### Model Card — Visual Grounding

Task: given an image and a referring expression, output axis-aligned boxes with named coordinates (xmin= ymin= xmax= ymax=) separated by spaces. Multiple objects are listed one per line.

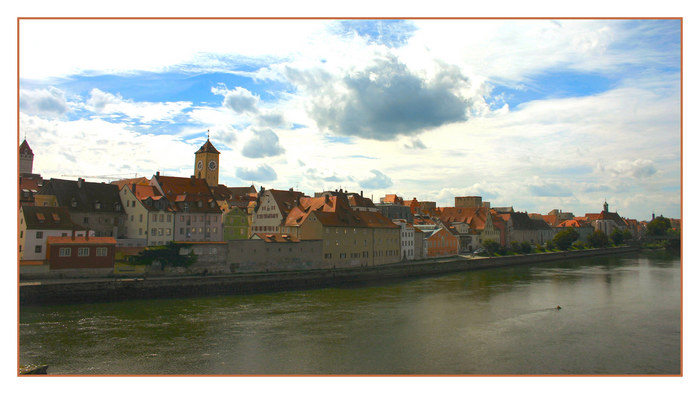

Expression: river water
xmin=19 ymin=251 xmax=681 ymax=375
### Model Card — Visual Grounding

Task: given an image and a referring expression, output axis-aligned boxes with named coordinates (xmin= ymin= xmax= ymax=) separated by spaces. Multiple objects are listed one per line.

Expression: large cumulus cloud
xmin=287 ymin=56 xmax=471 ymax=141
xmin=241 ymin=128 xmax=285 ymax=158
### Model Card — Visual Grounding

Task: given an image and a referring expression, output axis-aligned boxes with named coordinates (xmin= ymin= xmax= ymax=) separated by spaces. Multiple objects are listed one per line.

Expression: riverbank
xmin=19 ymin=246 xmax=639 ymax=305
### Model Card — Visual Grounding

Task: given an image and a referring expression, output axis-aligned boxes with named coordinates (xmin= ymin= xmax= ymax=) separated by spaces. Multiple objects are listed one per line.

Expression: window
xmin=95 ymin=247 xmax=108 ymax=257
xmin=36 ymin=231 xmax=43 ymax=239
xmin=158 ymin=228 xmax=163 ymax=236
xmin=20 ymin=231 xmax=23 ymax=239
xmin=83 ymin=217 xmax=89 ymax=224
xmin=166 ymin=228 xmax=171 ymax=236
xmin=78 ymin=247 xmax=89 ymax=256
xmin=167 ymin=215 xmax=172 ymax=222
xmin=151 ymin=228 xmax=156 ymax=236
xmin=35 ymin=245 xmax=42 ymax=253
xmin=59 ymin=247 xmax=71 ymax=257
xmin=139 ymin=228 xmax=143 ymax=235
xmin=139 ymin=214 xmax=143 ymax=223
xmin=160 ymin=214 xmax=164 ymax=222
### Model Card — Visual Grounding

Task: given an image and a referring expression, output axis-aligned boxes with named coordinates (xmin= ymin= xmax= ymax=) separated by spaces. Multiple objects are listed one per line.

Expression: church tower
xmin=194 ymin=131 xmax=220 ymax=187
xmin=19 ymin=139 xmax=34 ymax=175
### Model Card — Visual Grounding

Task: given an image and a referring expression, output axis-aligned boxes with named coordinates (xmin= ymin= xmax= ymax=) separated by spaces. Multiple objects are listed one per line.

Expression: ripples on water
xmin=19 ymin=251 xmax=681 ymax=375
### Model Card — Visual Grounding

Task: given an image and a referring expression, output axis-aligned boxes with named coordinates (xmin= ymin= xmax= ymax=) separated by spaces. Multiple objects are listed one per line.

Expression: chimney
xmin=289 ymin=187 xmax=293 ymax=192
xmin=360 ymin=190 xmax=363 ymax=198
xmin=86 ymin=229 xmax=90 ymax=241
xmin=78 ymin=178 xmax=84 ymax=189
xmin=71 ymin=229 xmax=75 ymax=240
xmin=156 ymin=171 xmax=160 ymax=179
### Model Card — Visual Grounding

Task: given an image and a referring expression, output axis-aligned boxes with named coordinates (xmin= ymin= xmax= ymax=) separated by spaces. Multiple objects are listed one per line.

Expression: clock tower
xmin=194 ymin=131 xmax=220 ymax=187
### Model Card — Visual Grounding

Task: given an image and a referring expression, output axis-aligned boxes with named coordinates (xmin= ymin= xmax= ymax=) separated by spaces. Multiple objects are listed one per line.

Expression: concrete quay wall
xmin=19 ymin=246 xmax=638 ymax=305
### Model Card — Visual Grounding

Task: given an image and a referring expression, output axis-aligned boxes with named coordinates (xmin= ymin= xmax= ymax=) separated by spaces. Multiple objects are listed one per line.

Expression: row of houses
xmin=17 ymin=137 xmax=659 ymax=277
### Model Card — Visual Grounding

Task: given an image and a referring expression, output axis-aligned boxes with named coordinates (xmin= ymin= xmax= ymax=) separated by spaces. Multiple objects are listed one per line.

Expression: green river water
xmin=19 ymin=250 xmax=681 ymax=375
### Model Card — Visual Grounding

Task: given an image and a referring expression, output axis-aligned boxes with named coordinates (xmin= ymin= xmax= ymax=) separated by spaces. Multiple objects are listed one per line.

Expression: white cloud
xmin=241 ymin=128 xmax=285 ymax=158
xmin=19 ymin=87 xmax=69 ymax=117
xmin=86 ymin=88 xmax=192 ymax=123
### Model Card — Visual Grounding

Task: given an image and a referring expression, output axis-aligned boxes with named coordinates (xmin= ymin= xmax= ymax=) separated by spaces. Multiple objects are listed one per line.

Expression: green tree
xmin=610 ymin=228 xmax=625 ymax=245
xmin=133 ymin=242 xmax=197 ymax=270
xmin=553 ymin=228 xmax=579 ymax=250
xmin=587 ymin=230 xmax=610 ymax=248
xmin=482 ymin=239 xmax=500 ymax=256
xmin=510 ymin=241 xmax=522 ymax=254
xmin=646 ymin=216 xmax=671 ymax=236
xmin=520 ymin=242 xmax=532 ymax=254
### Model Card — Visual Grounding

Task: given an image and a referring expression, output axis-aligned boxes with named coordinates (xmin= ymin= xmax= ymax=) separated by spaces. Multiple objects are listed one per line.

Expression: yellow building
xmin=194 ymin=134 xmax=220 ymax=187
xmin=283 ymin=195 xmax=400 ymax=268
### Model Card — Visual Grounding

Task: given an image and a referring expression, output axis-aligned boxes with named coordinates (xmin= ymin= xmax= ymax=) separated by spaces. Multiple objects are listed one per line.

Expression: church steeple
xmin=19 ymin=138 xmax=34 ymax=175
xmin=194 ymin=131 xmax=220 ymax=187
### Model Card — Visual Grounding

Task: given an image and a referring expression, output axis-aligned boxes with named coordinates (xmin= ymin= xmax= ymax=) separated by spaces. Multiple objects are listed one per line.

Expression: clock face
xmin=197 ymin=160 xmax=203 ymax=170
xmin=208 ymin=160 xmax=217 ymax=170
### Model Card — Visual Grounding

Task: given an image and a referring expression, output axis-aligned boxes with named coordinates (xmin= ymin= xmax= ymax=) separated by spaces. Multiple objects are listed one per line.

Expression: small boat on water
xmin=19 ymin=364 xmax=48 ymax=375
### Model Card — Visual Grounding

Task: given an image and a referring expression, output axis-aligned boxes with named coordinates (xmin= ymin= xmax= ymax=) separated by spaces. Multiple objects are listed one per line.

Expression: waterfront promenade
xmin=19 ymin=246 xmax=639 ymax=305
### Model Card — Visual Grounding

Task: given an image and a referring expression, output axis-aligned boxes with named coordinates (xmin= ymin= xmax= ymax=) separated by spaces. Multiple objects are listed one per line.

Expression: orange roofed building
xmin=46 ymin=234 xmax=116 ymax=272
xmin=150 ymin=172 xmax=223 ymax=242
xmin=438 ymin=206 xmax=501 ymax=250
xmin=283 ymin=195 xmax=400 ymax=268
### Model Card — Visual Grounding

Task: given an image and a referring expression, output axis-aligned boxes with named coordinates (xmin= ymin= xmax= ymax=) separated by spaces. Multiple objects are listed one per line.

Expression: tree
xmin=646 ymin=216 xmax=672 ymax=236
xmin=482 ymin=239 xmax=500 ymax=256
xmin=520 ymin=242 xmax=532 ymax=254
xmin=610 ymin=228 xmax=625 ymax=245
xmin=133 ymin=242 xmax=197 ymax=270
xmin=510 ymin=241 xmax=522 ymax=253
xmin=587 ymin=230 xmax=610 ymax=248
xmin=553 ymin=228 xmax=579 ymax=250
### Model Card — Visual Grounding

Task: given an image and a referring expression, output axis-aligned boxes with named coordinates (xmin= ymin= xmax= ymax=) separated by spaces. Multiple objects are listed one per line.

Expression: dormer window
xmin=71 ymin=198 xmax=77 ymax=208
xmin=115 ymin=203 xmax=121 ymax=211
xmin=198 ymin=201 xmax=203 ymax=208
xmin=95 ymin=201 xmax=101 ymax=210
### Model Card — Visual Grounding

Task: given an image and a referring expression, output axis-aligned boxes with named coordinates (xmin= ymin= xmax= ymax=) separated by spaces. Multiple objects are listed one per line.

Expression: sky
xmin=16 ymin=18 xmax=682 ymax=221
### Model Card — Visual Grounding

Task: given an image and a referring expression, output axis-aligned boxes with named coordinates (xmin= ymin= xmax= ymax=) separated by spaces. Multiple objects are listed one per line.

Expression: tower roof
xmin=19 ymin=139 xmax=33 ymax=155
xmin=195 ymin=138 xmax=220 ymax=154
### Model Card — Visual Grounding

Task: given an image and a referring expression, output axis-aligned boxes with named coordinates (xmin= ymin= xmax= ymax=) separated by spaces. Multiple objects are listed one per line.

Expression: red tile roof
xmin=439 ymin=207 xmax=491 ymax=231
xmin=153 ymin=175 xmax=220 ymax=213
xmin=252 ymin=233 xmax=300 ymax=243
xmin=284 ymin=195 xmax=397 ymax=229
xmin=47 ymin=236 xmax=117 ymax=245
xmin=111 ymin=177 xmax=150 ymax=189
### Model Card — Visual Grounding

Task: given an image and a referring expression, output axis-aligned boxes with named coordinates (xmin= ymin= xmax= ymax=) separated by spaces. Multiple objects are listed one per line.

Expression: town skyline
xmin=17 ymin=18 xmax=681 ymax=220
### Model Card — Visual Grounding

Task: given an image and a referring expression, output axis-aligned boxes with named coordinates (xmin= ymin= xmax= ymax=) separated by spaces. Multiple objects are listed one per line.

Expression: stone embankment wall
xmin=19 ymin=246 xmax=638 ymax=305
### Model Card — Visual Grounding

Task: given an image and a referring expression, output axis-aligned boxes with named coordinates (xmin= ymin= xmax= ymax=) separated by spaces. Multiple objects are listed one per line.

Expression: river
xmin=19 ymin=250 xmax=681 ymax=375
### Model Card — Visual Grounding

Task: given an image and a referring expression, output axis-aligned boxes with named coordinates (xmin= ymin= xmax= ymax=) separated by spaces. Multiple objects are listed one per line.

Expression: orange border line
xmin=16 ymin=16 xmax=684 ymax=378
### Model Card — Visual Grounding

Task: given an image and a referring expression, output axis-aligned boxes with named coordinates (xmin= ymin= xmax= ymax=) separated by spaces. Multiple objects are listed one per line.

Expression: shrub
xmin=520 ymin=242 xmax=532 ymax=254
xmin=553 ymin=228 xmax=580 ymax=250
xmin=587 ymin=230 xmax=610 ymax=248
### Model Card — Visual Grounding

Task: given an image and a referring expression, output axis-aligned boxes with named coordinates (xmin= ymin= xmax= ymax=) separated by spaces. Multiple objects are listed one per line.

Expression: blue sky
xmin=17 ymin=18 xmax=682 ymax=220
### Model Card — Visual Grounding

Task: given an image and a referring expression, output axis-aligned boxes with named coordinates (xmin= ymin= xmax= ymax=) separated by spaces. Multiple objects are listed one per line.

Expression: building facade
xmin=150 ymin=173 xmax=223 ymax=242
xmin=36 ymin=178 xmax=126 ymax=237
xmin=19 ymin=205 xmax=89 ymax=261
xmin=46 ymin=235 xmax=116 ymax=271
